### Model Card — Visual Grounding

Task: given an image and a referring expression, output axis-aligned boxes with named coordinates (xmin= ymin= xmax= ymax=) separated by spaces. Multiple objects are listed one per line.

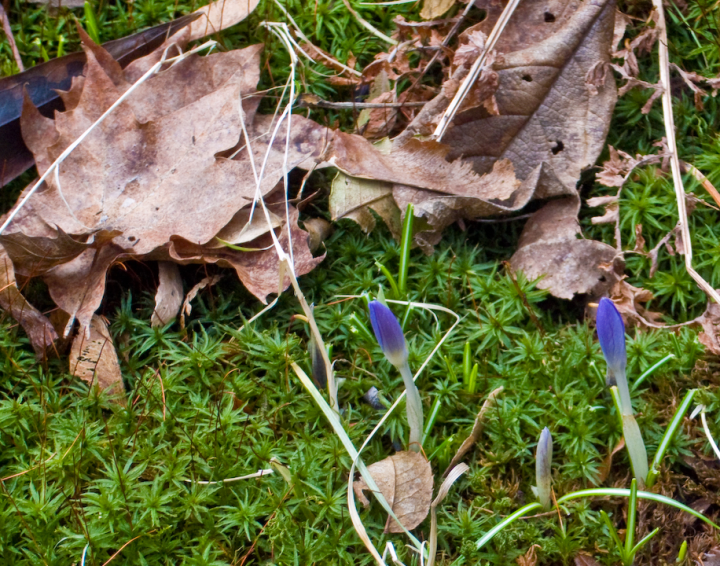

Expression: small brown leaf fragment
xmin=587 ymin=195 xmax=618 ymax=225
xmin=0 ymin=227 xmax=89 ymax=277
xmin=698 ymin=301 xmax=720 ymax=357
xmin=303 ymin=218 xmax=333 ymax=254
xmin=353 ymin=451 xmax=433 ymax=533
xmin=330 ymin=173 xmax=400 ymax=238
xmin=151 ymin=262 xmax=183 ymax=327
xmin=0 ymin=247 xmax=58 ymax=356
xmin=574 ymin=555 xmax=602 ymax=566
xmin=180 ymin=274 xmax=223 ymax=329
xmin=598 ymin=437 xmax=625 ymax=483
xmin=606 ymin=278 xmax=663 ymax=328
xmin=517 ymin=545 xmax=541 ymax=566
xmin=633 ymin=224 xmax=645 ymax=253
xmin=510 ymin=197 xmax=619 ymax=300
xmin=69 ymin=314 xmax=124 ymax=399
xmin=420 ymin=0 xmax=455 ymax=20
xmin=188 ymin=0 xmax=261 ymax=41
xmin=444 ymin=386 xmax=503 ymax=476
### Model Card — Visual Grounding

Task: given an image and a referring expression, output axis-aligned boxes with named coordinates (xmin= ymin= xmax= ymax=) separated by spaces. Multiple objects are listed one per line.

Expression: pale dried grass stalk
xmin=0 ymin=4 xmax=23 ymax=72
xmin=433 ymin=0 xmax=521 ymax=140
xmin=651 ymin=0 xmax=720 ymax=304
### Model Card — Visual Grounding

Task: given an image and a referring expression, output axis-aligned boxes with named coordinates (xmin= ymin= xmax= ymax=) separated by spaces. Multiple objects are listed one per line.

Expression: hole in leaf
xmin=551 ymin=141 xmax=564 ymax=154
xmin=522 ymin=74 xmax=533 ymax=82
xmin=128 ymin=236 xmax=136 ymax=241
xmin=544 ymin=11 xmax=555 ymax=22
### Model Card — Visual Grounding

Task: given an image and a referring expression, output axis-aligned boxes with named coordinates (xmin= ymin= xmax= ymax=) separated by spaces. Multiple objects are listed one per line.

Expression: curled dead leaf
xmin=510 ymin=197 xmax=620 ymax=300
xmin=151 ymin=262 xmax=183 ymax=327
xmin=353 ymin=451 xmax=433 ymax=533
xmin=69 ymin=314 xmax=124 ymax=401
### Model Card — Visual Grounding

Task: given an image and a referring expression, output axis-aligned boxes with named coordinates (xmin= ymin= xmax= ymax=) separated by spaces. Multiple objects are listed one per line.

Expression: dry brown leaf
xmin=517 ymin=545 xmax=541 ymax=566
xmin=587 ymin=195 xmax=619 ymax=225
xmin=698 ymin=301 xmax=720 ymax=357
xmin=303 ymin=218 xmax=333 ymax=254
xmin=353 ymin=451 xmax=433 ymax=533
xmin=0 ymin=246 xmax=58 ymax=355
xmin=598 ymin=437 xmax=625 ymax=483
xmin=188 ymin=0 xmax=261 ymax=41
xmin=439 ymin=0 xmax=616 ymax=201
xmin=3 ymin=34 xmax=329 ymax=336
xmin=330 ymin=173 xmax=401 ymax=238
xmin=151 ymin=262 xmax=183 ymax=327
xmin=574 ymin=555 xmax=602 ymax=566
xmin=180 ymin=274 xmax=223 ymax=329
xmin=69 ymin=314 xmax=124 ymax=399
xmin=510 ymin=197 xmax=619 ymax=299
xmin=444 ymin=386 xmax=503 ymax=476
xmin=28 ymin=0 xmax=84 ymax=7
xmin=420 ymin=0 xmax=456 ymax=20
xmin=606 ymin=278 xmax=663 ymax=328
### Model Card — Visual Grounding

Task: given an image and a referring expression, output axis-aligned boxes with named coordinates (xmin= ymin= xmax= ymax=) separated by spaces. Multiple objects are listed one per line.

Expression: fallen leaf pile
xmin=1 ymin=0 xmax=629 ymax=381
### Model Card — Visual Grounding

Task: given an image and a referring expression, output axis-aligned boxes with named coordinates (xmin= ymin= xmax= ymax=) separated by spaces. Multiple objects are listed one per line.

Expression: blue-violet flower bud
xmin=369 ymin=300 xmax=408 ymax=368
xmin=536 ymin=427 xmax=553 ymax=510
xmin=596 ymin=297 xmax=627 ymax=388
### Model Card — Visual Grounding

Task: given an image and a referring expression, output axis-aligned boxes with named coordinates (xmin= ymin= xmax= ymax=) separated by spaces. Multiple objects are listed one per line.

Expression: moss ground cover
xmin=2 ymin=0 xmax=720 ymax=564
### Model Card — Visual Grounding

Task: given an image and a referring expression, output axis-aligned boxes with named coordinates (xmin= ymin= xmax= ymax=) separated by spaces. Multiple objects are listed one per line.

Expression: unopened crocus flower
xmin=596 ymin=297 xmax=648 ymax=485
xmin=369 ymin=300 xmax=408 ymax=367
xmin=369 ymin=300 xmax=423 ymax=452
xmin=597 ymin=297 xmax=628 ymax=391
xmin=535 ymin=427 xmax=553 ymax=510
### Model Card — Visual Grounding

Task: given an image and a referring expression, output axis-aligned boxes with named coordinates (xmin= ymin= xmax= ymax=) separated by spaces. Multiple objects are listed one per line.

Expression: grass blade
xmin=476 ymin=503 xmax=542 ymax=550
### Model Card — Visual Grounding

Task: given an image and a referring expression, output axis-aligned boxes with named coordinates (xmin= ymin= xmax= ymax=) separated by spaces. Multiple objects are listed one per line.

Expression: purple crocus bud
xmin=536 ymin=427 xmax=553 ymax=510
xmin=596 ymin=298 xmax=627 ymax=388
xmin=369 ymin=300 xmax=408 ymax=368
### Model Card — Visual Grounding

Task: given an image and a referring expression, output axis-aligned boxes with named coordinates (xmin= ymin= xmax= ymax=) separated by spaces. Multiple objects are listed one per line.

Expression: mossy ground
xmin=2 ymin=1 xmax=720 ymax=565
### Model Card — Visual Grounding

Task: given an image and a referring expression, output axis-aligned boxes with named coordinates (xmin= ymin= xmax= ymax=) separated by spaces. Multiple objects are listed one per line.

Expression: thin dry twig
xmin=443 ymin=386 xmax=503 ymax=476
xmin=680 ymin=160 xmax=720 ymax=209
xmin=0 ymin=3 xmax=23 ymax=72
xmin=651 ymin=0 xmax=720 ymax=304
xmin=433 ymin=0 xmax=522 ymax=139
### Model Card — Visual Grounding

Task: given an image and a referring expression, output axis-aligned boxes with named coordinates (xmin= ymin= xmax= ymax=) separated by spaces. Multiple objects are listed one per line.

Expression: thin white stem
xmin=400 ymin=362 xmax=424 ymax=452
xmin=651 ymin=0 xmax=720 ymax=305
xmin=701 ymin=409 xmax=720 ymax=461
xmin=184 ymin=468 xmax=274 ymax=485
xmin=433 ymin=0 xmax=522 ymax=140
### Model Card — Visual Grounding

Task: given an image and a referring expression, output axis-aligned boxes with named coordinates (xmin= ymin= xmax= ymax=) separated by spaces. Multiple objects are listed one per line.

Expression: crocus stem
xmin=400 ymin=362 xmax=424 ymax=452
xmin=622 ymin=414 xmax=649 ymax=487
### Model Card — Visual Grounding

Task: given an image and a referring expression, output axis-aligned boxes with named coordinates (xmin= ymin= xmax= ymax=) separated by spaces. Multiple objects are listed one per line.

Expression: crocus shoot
xmin=369 ymin=300 xmax=424 ymax=452
xmin=536 ymin=427 xmax=553 ymax=510
xmin=597 ymin=298 xmax=649 ymax=485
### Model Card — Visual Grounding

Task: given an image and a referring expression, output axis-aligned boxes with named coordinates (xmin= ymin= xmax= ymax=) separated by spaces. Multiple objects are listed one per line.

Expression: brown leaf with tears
xmin=69 ymin=314 xmax=124 ymax=400
xmin=151 ymin=262 xmax=183 ymax=328
xmin=510 ymin=197 xmax=620 ymax=300
xmin=574 ymin=555 xmax=602 ymax=566
xmin=353 ymin=451 xmax=433 ymax=533
xmin=0 ymin=246 xmax=58 ymax=356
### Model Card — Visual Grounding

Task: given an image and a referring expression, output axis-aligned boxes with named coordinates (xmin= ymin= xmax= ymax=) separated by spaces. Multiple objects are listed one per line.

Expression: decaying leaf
xmin=510 ymin=197 xmax=619 ymax=300
xmin=574 ymin=555 xmax=602 ymax=566
xmin=353 ymin=451 xmax=433 ymax=533
xmin=420 ymin=0 xmax=456 ymax=20
xmin=698 ymin=301 xmax=720 ymax=357
xmin=606 ymin=278 xmax=663 ymax=328
xmin=180 ymin=274 xmax=223 ymax=329
xmin=330 ymin=173 xmax=401 ymax=238
xmin=597 ymin=437 xmax=625 ymax=483
xmin=151 ymin=262 xmax=183 ymax=327
xmin=517 ymin=545 xmax=541 ymax=566
xmin=69 ymin=314 xmax=124 ymax=398
xmin=303 ymin=218 xmax=333 ymax=254
xmin=0 ymin=246 xmax=58 ymax=355
xmin=188 ymin=0 xmax=262 ymax=41
xmin=2 ymin=31 xmax=327 ymax=337
xmin=587 ymin=195 xmax=619 ymax=225
xmin=444 ymin=386 xmax=503 ymax=476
